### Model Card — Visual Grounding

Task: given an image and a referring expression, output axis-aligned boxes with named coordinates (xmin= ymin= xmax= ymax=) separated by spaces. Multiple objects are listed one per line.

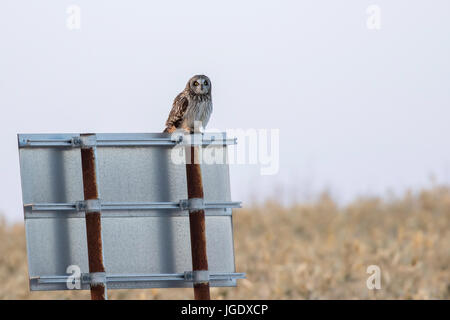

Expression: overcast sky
xmin=1 ymin=1 xmax=450 ymax=221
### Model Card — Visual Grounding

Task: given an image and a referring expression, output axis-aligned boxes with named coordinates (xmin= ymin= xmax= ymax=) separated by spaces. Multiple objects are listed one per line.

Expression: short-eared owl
xmin=163 ymin=75 xmax=212 ymax=133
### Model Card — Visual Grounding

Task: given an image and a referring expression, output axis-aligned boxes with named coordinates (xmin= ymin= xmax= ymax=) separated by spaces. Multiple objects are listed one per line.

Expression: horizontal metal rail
xmin=26 ymin=201 xmax=241 ymax=212
xmin=18 ymin=135 xmax=237 ymax=148
xmin=24 ymin=201 xmax=241 ymax=218
xmin=36 ymin=272 xmax=246 ymax=285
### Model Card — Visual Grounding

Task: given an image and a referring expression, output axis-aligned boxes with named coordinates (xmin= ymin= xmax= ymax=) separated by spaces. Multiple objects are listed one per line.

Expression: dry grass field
xmin=1 ymin=186 xmax=449 ymax=300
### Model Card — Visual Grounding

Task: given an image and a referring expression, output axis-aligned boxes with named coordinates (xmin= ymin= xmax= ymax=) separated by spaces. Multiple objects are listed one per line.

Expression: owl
xmin=163 ymin=75 xmax=213 ymax=133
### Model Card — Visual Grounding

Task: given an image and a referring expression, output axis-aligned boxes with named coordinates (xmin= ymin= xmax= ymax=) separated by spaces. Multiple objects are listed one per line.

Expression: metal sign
xmin=18 ymin=133 xmax=244 ymax=292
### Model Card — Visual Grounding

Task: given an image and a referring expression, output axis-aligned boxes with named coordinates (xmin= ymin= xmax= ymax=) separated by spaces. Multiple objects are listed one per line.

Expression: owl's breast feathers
xmin=164 ymin=90 xmax=212 ymax=133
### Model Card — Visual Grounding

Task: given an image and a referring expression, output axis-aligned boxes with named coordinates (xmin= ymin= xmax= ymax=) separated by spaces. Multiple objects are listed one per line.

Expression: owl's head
xmin=187 ymin=75 xmax=211 ymax=95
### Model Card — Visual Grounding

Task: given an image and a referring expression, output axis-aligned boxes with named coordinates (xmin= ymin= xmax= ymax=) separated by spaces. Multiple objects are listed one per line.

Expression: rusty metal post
xmin=80 ymin=134 xmax=107 ymax=300
xmin=185 ymin=141 xmax=211 ymax=300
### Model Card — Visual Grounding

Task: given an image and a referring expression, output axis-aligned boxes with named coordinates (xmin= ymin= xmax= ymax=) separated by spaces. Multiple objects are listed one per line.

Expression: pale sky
xmin=1 ymin=1 xmax=450 ymax=221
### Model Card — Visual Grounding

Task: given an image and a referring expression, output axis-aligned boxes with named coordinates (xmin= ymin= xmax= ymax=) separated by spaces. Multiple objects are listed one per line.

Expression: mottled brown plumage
xmin=164 ymin=75 xmax=213 ymax=133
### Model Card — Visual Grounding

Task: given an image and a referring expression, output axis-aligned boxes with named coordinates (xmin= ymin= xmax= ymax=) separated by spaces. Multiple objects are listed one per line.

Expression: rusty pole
xmin=185 ymin=142 xmax=211 ymax=300
xmin=80 ymin=134 xmax=107 ymax=300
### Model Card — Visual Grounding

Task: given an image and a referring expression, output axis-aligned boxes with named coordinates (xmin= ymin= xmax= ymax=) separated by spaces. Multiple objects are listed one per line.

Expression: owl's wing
xmin=165 ymin=92 xmax=189 ymax=129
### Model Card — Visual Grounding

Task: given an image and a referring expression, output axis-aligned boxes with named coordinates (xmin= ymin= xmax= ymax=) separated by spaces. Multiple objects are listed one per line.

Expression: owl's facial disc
xmin=190 ymin=76 xmax=210 ymax=95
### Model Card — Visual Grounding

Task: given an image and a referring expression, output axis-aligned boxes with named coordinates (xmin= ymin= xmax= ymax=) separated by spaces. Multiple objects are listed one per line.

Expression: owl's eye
xmin=204 ymin=81 xmax=208 ymax=86
xmin=193 ymin=81 xmax=199 ymax=86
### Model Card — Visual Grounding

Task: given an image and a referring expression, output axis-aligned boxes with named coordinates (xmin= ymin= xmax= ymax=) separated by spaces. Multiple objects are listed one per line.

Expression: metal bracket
xmin=170 ymin=133 xmax=185 ymax=144
xmin=81 ymin=272 xmax=107 ymax=285
xmin=184 ymin=270 xmax=210 ymax=283
xmin=171 ymin=133 xmax=230 ymax=146
xmin=79 ymin=134 xmax=97 ymax=149
xmin=170 ymin=133 xmax=203 ymax=145
xmin=183 ymin=134 xmax=205 ymax=146
xmin=179 ymin=198 xmax=205 ymax=211
xmin=75 ymin=199 xmax=102 ymax=213
xmin=70 ymin=137 xmax=82 ymax=147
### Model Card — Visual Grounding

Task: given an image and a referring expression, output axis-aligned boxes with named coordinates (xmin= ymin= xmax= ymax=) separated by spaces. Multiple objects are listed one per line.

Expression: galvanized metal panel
xmin=18 ymin=133 xmax=241 ymax=290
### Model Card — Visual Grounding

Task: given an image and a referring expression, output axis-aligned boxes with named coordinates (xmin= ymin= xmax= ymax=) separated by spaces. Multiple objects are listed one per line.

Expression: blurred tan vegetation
xmin=1 ymin=186 xmax=449 ymax=299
